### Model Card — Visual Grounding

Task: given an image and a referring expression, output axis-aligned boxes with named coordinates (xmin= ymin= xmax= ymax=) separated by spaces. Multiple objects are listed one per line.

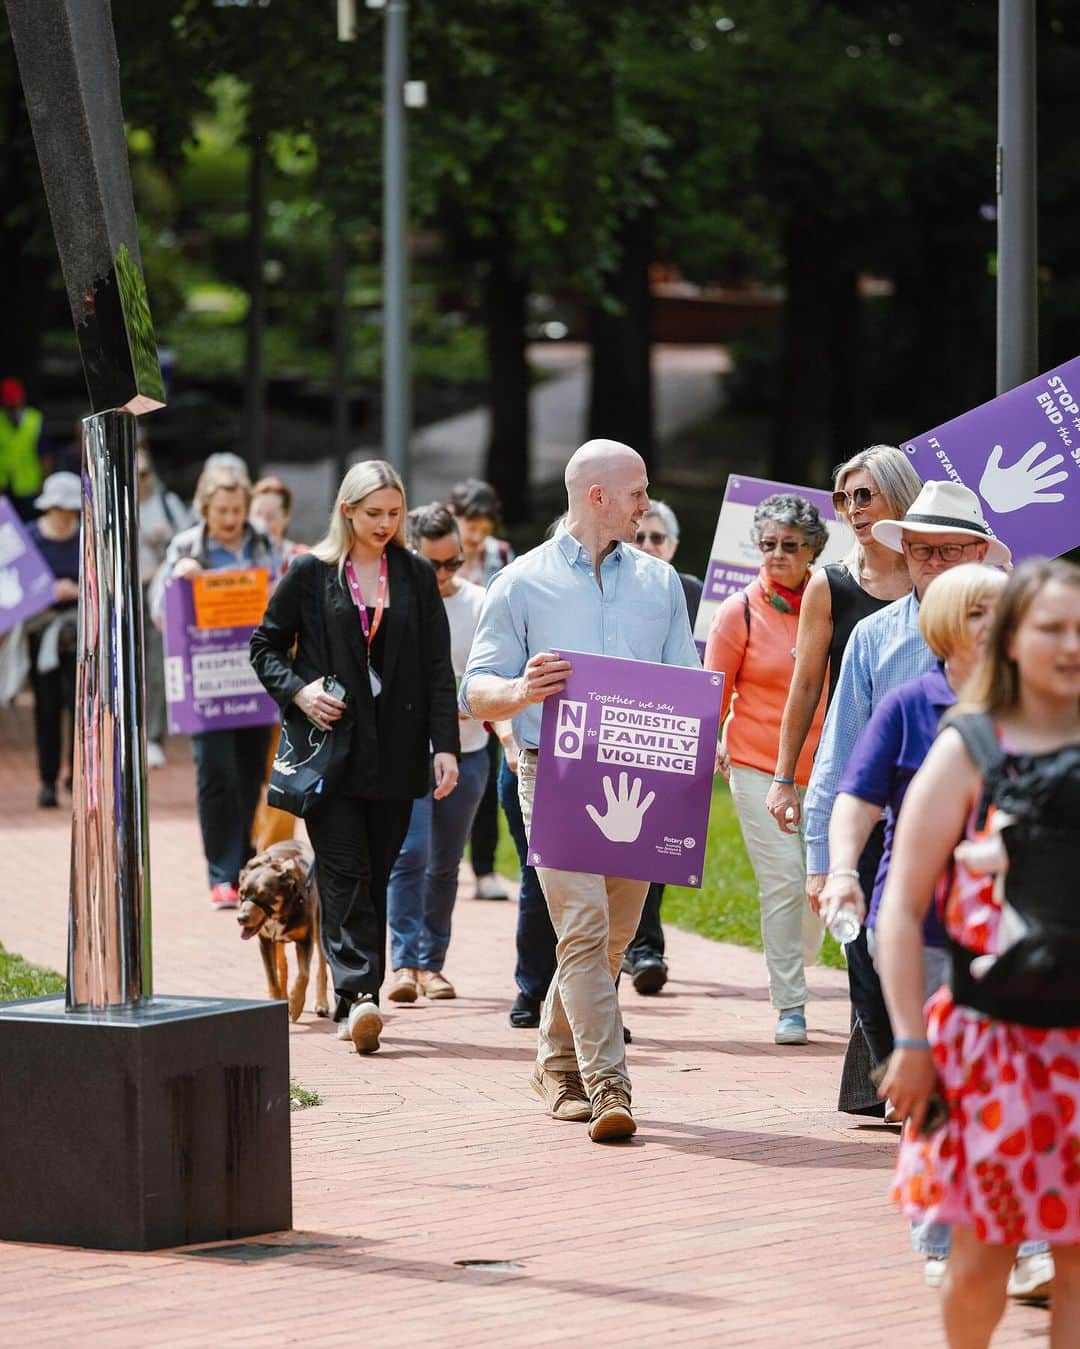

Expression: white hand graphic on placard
xmin=979 ymin=442 xmax=1069 ymax=513
xmin=585 ymin=772 xmax=656 ymax=844
xmin=0 ymin=567 xmax=23 ymax=610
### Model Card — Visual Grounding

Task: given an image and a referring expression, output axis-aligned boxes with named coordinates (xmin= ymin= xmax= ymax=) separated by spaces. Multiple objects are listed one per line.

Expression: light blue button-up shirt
xmin=803 ymin=590 xmax=935 ymax=875
xmin=460 ymin=524 xmax=701 ymax=749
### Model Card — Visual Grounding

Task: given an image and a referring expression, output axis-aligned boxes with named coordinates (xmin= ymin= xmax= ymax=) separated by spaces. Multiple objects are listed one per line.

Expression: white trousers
xmin=729 ymin=763 xmax=823 ymax=1011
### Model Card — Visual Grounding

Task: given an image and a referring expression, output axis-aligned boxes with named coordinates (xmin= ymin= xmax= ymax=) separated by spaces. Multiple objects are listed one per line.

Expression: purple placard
xmin=162 ymin=578 xmax=278 ymax=734
xmin=528 ymin=651 xmax=724 ymax=888
xmin=694 ymin=474 xmax=850 ymax=643
xmin=0 ymin=496 xmax=58 ymax=636
xmin=902 ymin=355 xmax=1080 ymax=562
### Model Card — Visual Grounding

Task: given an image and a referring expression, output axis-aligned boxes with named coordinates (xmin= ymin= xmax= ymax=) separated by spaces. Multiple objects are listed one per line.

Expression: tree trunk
xmin=331 ymin=227 xmax=351 ymax=495
xmin=770 ymin=212 xmax=833 ymax=484
xmin=243 ymin=130 xmax=267 ymax=476
xmin=587 ymin=211 xmax=655 ymax=470
xmin=827 ymin=262 xmax=864 ymax=466
xmin=481 ymin=240 xmax=530 ymax=524
xmin=0 ymin=79 xmax=52 ymax=388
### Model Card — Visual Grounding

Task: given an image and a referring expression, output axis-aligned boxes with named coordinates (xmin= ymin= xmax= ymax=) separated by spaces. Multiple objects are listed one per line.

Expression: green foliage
xmin=0 ymin=945 xmax=65 ymax=1002
xmin=289 ymin=1083 xmax=321 ymax=1109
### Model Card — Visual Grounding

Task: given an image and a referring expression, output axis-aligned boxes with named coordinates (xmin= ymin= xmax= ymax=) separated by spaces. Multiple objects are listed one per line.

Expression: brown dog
xmin=237 ymin=840 xmax=330 ymax=1022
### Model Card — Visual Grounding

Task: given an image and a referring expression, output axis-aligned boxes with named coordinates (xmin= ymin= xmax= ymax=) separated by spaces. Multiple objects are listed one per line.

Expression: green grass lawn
xmin=0 ymin=944 xmax=66 ymax=1001
xmin=490 ymin=777 xmax=845 ymax=971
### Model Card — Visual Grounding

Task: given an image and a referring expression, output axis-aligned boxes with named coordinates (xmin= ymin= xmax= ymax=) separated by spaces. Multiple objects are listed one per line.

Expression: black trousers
xmin=468 ymin=731 xmax=501 ymax=877
xmin=497 ymin=757 xmax=557 ymax=1003
xmin=27 ymin=635 xmax=76 ymax=788
xmin=626 ymin=882 xmax=666 ymax=963
xmin=848 ymin=821 xmax=894 ymax=1064
xmin=191 ymin=725 xmax=272 ymax=888
xmin=306 ymin=793 xmax=413 ymax=1020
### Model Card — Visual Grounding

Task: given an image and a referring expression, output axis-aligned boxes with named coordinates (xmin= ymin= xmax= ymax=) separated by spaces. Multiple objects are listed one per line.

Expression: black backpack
xmin=947 ymin=712 xmax=1080 ymax=1028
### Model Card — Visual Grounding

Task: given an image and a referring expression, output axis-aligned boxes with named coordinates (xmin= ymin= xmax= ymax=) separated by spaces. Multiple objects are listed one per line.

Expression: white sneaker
xmin=475 ymin=874 xmax=508 ymax=901
xmin=924 ymin=1257 xmax=948 ymax=1290
xmin=1007 ymin=1251 xmax=1054 ymax=1302
xmin=146 ymin=741 xmax=167 ymax=769
xmin=346 ymin=997 xmax=383 ymax=1054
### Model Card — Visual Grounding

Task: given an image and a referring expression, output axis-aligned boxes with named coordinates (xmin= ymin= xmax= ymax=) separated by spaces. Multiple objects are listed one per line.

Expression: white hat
xmin=34 ymin=471 xmax=83 ymax=514
xmin=871 ymin=480 xmax=1011 ymax=567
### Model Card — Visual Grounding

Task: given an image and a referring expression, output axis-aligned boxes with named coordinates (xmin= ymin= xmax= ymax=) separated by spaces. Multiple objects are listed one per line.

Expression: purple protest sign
xmin=903 ymin=356 xmax=1080 ymax=562
xmin=0 ymin=495 xmax=58 ymax=637
xmin=162 ymin=577 xmax=278 ymax=734
xmin=528 ymin=651 xmax=724 ymax=888
xmin=694 ymin=474 xmax=849 ymax=647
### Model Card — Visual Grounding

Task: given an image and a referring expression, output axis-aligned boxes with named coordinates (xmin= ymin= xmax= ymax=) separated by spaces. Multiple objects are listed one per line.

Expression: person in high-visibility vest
xmin=0 ymin=377 xmax=44 ymax=520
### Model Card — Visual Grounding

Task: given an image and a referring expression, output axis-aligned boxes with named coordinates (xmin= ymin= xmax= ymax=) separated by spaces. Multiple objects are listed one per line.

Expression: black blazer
xmin=250 ymin=548 xmax=460 ymax=800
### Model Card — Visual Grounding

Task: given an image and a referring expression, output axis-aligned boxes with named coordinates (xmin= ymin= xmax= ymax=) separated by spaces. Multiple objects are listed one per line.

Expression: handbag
xmin=266 ymin=682 xmax=354 ymax=818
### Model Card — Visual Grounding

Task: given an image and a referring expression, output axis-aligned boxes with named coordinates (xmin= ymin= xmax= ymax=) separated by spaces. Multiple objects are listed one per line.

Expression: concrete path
xmin=269 ymin=343 xmax=729 ymax=544
xmin=0 ymin=707 xmax=1043 ymax=1347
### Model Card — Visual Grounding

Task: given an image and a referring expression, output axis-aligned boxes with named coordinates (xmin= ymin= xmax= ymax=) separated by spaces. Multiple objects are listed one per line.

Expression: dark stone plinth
xmin=0 ymin=996 xmax=291 ymax=1251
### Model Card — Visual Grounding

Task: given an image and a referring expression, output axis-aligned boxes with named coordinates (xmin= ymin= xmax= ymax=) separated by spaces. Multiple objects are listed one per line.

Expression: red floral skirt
xmin=892 ymin=988 xmax=1080 ymax=1244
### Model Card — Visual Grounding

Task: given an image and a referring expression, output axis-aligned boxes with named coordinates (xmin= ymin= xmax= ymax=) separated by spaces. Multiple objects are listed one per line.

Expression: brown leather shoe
xmin=529 ymin=1063 xmax=591 ymax=1122
xmin=417 ymin=969 xmax=456 ymax=1000
xmin=588 ymin=1082 xmax=636 ymax=1142
xmin=387 ymin=968 xmax=420 ymax=1003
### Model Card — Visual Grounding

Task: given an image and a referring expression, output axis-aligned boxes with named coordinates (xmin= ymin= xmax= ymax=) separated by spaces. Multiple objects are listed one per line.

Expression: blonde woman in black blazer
xmin=251 ymin=460 xmax=460 ymax=1054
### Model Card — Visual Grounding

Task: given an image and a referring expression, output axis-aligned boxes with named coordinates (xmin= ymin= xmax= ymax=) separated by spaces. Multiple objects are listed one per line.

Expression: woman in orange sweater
xmin=705 ymin=494 xmax=829 ymax=1046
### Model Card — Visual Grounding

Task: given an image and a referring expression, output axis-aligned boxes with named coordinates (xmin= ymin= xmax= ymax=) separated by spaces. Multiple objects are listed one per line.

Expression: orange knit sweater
xmin=704 ymin=579 xmax=826 ymax=786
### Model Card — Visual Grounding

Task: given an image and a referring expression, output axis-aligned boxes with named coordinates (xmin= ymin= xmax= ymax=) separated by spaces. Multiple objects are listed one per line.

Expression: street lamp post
xmin=996 ymin=0 xmax=1038 ymax=394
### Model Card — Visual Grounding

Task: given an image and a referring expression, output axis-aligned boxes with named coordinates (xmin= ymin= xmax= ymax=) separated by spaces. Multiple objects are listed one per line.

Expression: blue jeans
xmin=387 ymin=748 xmax=489 ymax=971
xmin=497 ymin=757 xmax=557 ymax=1003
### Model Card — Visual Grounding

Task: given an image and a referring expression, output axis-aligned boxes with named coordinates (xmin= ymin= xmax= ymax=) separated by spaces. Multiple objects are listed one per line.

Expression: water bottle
xmin=828 ymin=907 xmax=860 ymax=946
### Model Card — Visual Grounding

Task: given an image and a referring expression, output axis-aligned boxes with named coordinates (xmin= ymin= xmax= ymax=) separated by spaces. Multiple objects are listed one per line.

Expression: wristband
xmin=894 ymin=1037 xmax=931 ymax=1051
xmin=772 ymin=776 xmax=795 ymax=785
xmin=828 ymin=868 xmax=861 ymax=880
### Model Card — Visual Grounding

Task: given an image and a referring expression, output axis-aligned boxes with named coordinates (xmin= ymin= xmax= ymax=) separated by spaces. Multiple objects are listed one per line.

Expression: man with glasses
xmin=626 ymin=500 xmax=703 ymax=995
xmin=802 ymin=481 xmax=1011 ymax=989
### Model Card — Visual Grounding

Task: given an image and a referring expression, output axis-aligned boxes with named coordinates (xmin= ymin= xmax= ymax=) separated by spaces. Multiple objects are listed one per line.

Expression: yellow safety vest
xmin=0 ymin=407 xmax=44 ymax=497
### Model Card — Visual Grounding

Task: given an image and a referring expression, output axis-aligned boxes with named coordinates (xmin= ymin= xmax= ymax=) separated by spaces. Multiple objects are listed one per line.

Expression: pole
xmin=68 ymin=409 xmax=152 ymax=1009
xmin=382 ymin=0 xmax=410 ymax=491
xmin=332 ymin=229 xmax=352 ymax=491
xmin=996 ymin=0 xmax=1038 ymax=394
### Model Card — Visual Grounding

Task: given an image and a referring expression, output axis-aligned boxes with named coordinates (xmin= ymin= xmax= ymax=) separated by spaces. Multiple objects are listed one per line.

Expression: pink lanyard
xmin=344 ymin=553 xmax=388 ymax=649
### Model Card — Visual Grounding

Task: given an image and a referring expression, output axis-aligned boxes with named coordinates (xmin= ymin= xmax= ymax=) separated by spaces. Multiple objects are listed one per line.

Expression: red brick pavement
xmin=0 ymin=707 xmax=1044 ymax=1347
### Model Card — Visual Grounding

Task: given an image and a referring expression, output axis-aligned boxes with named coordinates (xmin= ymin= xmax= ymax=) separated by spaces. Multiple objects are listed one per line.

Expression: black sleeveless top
xmin=824 ymin=562 xmax=892 ymax=706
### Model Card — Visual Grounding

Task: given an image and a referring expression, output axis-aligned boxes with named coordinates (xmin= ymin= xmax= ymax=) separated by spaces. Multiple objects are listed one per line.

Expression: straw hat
xmin=871 ymin=480 xmax=1011 ymax=566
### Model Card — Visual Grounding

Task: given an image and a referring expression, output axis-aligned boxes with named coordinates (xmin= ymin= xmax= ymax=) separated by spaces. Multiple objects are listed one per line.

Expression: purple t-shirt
xmin=837 ymin=665 xmax=954 ymax=944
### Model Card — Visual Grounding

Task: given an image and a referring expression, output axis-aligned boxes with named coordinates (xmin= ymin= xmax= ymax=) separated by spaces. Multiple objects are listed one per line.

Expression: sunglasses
xmin=758 ymin=538 xmax=805 ymax=554
xmin=635 ymin=531 xmax=668 ymax=546
xmin=427 ymin=556 xmax=465 ymax=573
xmin=903 ymin=539 xmax=984 ymax=563
xmin=832 ymin=487 xmax=880 ymax=512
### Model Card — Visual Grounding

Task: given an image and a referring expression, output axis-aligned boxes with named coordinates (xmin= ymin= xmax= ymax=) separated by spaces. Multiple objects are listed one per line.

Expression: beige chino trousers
xmin=517 ymin=751 xmax=649 ymax=1098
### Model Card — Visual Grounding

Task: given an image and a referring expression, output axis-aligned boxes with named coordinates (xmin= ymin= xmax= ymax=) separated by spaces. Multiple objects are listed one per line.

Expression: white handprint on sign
xmin=0 ymin=567 xmax=24 ymax=610
xmin=979 ymin=442 xmax=1069 ymax=514
xmin=585 ymin=772 xmax=656 ymax=844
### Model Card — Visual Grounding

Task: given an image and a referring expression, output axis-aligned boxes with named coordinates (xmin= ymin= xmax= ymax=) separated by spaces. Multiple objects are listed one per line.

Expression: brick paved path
xmin=0 ymin=707 xmax=1043 ymax=1347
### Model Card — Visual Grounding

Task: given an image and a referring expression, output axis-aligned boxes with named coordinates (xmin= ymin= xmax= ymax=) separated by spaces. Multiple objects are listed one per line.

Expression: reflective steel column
xmin=67 ymin=410 xmax=153 ymax=1010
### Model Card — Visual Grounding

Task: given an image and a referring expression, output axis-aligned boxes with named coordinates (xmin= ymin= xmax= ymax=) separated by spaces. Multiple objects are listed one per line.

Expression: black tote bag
xmin=267 ymin=695 xmax=354 ymax=818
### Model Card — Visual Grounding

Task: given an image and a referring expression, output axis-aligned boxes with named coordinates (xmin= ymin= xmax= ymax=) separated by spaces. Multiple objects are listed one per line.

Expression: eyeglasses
xmin=428 ymin=556 xmax=465 ymax=573
xmin=832 ymin=487 xmax=880 ymax=512
xmin=758 ymin=538 xmax=805 ymax=554
xmin=903 ymin=539 xmax=984 ymax=563
xmin=635 ymin=531 xmax=668 ymax=547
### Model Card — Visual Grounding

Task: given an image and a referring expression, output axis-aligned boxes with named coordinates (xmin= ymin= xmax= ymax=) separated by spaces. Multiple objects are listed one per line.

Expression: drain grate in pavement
xmin=185 ymin=1240 xmax=339 ymax=1262
xmin=454 ymin=1259 xmax=525 ymax=1272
